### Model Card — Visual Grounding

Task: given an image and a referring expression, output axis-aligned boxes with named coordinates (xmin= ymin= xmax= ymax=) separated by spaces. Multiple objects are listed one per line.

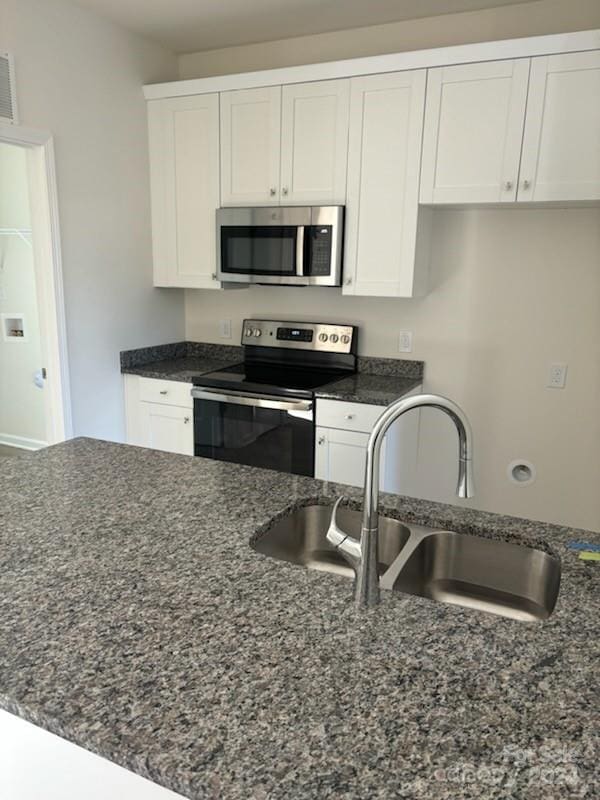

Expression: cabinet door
xmin=147 ymin=94 xmax=220 ymax=289
xmin=315 ymin=427 xmax=390 ymax=489
xmin=280 ymin=79 xmax=350 ymax=205
xmin=139 ymin=402 xmax=194 ymax=456
xmin=519 ymin=51 xmax=600 ymax=202
xmin=343 ymin=70 xmax=428 ymax=298
xmin=420 ymin=60 xmax=530 ymax=204
xmin=220 ymin=86 xmax=281 ymax=205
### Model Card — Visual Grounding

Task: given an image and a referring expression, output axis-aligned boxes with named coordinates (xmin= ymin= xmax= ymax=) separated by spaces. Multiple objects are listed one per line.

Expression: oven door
xmin=192 ymin=388 xmax=315 ymax=476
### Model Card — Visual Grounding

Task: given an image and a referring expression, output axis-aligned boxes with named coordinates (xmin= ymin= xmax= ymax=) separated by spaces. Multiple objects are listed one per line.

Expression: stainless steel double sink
xmin=252 ymin=504 xmax=561 ymax=622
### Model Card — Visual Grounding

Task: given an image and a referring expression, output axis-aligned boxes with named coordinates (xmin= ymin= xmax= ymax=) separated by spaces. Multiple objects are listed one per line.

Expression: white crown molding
xmin=144 ymin=29 xmax=600 ymax=100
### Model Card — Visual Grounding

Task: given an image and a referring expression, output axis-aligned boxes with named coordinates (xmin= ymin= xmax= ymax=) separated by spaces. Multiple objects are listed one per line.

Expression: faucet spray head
xmin=457 ymin=457 xmax=475 ymax=499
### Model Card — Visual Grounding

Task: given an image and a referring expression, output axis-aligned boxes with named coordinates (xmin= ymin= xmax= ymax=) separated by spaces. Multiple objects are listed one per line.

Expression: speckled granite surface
xmin=121 ymin=341 xmax=424 ymax=403
xmin=316 ymin=374 xmax=422 ymax=406
xmin=1 ymin=439 xmax=598 ymax=799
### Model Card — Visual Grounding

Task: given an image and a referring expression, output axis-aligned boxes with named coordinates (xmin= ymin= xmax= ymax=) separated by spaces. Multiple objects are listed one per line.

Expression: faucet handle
xmin=326 ymin=497 xmax=362 ymax=567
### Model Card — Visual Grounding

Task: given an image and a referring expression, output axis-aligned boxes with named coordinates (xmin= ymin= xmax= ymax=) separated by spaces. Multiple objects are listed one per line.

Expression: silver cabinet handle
xmin=269 ymin=188 xmax=277 ymax=196
xmin=344 ymin=413 xmax=355 ymax=420
xmin=211 ymin=273 xmax=217 ymax=280
xmin=282 ymin=187 xmax=288 ymax=195
xmin=345 ymin=277 xmax=352 ymax=286
xmin=192 ymin=387 xmax=313 ymax=412
xmin=183 ymin=416 xmax=190 ymax=424
xmin=522 ymin=179 xmax=531 ymax=189
xmin=318 ymin=436 xmax=326 ymax=445
xmin=159 ymin=390 xmax=168 ymax=395
xmin=504 ymin=180 xmax=513 ymax=190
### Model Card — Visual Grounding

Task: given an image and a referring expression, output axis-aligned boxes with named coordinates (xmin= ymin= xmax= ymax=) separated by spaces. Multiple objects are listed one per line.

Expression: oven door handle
xmin=191 ymin=388 xmax=313 ymax=412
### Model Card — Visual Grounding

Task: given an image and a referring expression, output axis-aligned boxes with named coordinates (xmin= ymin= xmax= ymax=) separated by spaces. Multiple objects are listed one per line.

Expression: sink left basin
xmin=253 ymin=504 xmax=411 ymax=578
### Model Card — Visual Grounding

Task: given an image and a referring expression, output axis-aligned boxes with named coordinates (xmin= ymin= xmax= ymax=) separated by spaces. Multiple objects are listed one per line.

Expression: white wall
xmin=185 ymin=208 xmax=600 ymax=531
xmin=1 ymin=0 xmax=184 ymax=442
xmin=180 ymin=0 xmax=600 ymax=78
xmin=0 ymin=143 xmax=46 ymax=447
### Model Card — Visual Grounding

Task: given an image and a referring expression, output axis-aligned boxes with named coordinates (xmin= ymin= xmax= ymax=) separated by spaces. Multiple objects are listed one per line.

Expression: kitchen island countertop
xmin=0 ymin=438 xmax=598 ymax=799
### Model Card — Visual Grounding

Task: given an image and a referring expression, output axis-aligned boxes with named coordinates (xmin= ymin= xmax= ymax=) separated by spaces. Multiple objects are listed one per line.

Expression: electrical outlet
xmin=219 ymin=319 xmax=232 ymax=339
xmin=547 ymin=363 xmax=568 ymax=389
xmin=398 ymin=330 xmax=413 ymax=353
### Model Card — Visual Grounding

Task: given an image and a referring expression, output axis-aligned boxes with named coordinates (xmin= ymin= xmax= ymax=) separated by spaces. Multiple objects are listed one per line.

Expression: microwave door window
xmin=221 ymin=226 xmax=298 ymax=276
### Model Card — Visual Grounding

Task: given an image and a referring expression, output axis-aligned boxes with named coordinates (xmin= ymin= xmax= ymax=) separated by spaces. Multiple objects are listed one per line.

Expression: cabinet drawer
xmin=316 ymin=399 xmax=383 ymax=433
xmin=138 ymin=377 xmax=193 ymax=409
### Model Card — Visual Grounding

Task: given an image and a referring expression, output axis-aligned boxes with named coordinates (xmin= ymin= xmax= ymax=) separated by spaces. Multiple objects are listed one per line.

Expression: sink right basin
xmin=386 ymin=530 xmax=561 ymax=622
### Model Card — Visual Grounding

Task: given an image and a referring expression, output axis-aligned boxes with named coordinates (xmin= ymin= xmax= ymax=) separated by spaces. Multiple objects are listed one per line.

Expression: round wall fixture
xmin=507 ymin=459 xmax=536 ymax=487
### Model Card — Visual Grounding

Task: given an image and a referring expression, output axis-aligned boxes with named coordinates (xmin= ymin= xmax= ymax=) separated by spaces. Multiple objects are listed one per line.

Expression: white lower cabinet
xmin=315 ymin=398 xmax=420 ymax=492
xmin=139 ymin=402 xmax=193 ymax=456
xmin=124 ymin=375 xmax=194 ymax=456
xmin=315 ymin=427 xmax=387 ymax=489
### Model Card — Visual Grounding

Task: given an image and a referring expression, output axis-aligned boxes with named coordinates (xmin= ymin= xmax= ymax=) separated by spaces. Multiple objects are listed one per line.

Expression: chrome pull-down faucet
xmin=326 ymin=393 xmax=475 ymax=608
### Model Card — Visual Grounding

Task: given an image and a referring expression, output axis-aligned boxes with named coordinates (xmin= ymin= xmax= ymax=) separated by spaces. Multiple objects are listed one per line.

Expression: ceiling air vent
xmin=0 ymin=53 xmax=18 ymax=125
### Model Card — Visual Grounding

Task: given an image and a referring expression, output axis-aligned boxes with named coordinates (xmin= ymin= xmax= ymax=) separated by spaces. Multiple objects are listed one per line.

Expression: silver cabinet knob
xmin=344 ymin=413 xmax=355 ymax=420
xmin=269 ymin=188 xmax=277 ymax=196
xmin=318 ymin=436 xmax=326 ymax=446
xmin=159 ymin=390 xmax=168 ymax=395
xmin=282 ymin=187 xmax=288 ymax=196
xmin=345 ymin=277 xmax=352 ymax=286
xmin=504 ymin=180 xmax=513 ymax=190
xmin=211 ymin=273 xmax=217 ymax=281
xmin=183 ymin=416 xmax=190 ymax=424
xmin=522 ymin=179 xmax=531 ymax=189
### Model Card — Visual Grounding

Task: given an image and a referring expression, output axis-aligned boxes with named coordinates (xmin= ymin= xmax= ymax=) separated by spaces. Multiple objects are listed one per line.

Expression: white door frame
xmin=0 ymin=123 xmax=72 ymax=443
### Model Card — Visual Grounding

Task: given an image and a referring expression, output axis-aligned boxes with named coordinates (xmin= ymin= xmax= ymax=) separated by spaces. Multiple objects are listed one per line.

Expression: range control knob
xmin=253 ymin=329 xmax=262 ymax=337
xmin=318 ymin=333 xmax=328 ymax=342
xmin=244 ymin=327 xmax=253 ymax=337
xmin=329 ymin=334 xmax=339 ymax=344
xmin=340 ymin=334 xmax=351 ymax=345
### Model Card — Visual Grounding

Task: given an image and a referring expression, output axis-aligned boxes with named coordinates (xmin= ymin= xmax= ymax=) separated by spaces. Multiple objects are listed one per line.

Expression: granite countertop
xmin=1 ymin=439 xmax=598 ymax=799
xmin=120 ymin=341 xmax=425 ymax=406
xmin=123 ymin=356 xmax=230 ymax=383
xmin=316 ymin=373 xmax=422 ymax=405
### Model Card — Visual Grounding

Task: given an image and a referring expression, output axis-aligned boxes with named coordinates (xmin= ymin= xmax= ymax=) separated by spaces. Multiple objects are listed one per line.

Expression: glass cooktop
xmin=193 ymin=362 xmax=348 ymax=399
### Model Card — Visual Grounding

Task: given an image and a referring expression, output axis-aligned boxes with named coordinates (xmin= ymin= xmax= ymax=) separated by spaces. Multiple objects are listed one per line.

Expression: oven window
xmin=221 ymin=226 xmax=298 ymax=275
xmin=194 ymin=399 xmax=314 ymax=477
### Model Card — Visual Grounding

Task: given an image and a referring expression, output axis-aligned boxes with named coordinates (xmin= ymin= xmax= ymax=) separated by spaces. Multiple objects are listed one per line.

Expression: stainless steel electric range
xmin=191 ymin=319 xmax=357 ymax=476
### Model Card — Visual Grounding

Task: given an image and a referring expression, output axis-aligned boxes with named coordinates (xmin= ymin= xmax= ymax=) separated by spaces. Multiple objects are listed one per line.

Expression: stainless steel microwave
xmin=216 ymin=206 xmax=344 ymax=286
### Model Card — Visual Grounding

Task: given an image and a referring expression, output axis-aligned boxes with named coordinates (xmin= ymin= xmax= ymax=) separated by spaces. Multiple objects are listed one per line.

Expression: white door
xmin=147 ymin=94 xmax=220 ymax=289
xmin=518 ymin=50 xmax=600 ymax=202
xmin=280 ymin=79 xmax=350 ymax=205
xmin=315 ymin=427 xmax=387 ymax=489
xmin=220 ymin=86 xmax=282 ymax=206
xmin=139 ymin=402 xmax=194 ymax=456
xmin=420 ymin=59 xmax=530 ymax=204
xmin=343 ymin=70 xmax=427 ymax=298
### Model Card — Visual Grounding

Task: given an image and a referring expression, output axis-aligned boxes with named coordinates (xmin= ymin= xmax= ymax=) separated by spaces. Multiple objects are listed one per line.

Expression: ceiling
xmin=72 ymin=0 xmax=532 ymax=54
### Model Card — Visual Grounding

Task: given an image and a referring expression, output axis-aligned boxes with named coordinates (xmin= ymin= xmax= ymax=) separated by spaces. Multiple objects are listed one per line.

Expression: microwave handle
xmin=296 ymin=225 xmax=305 ymax=277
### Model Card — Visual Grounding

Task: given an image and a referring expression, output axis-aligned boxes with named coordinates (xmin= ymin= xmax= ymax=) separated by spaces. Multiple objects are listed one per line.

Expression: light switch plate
xmin=398 ymin=330 xmax=413 ymax=353
xmin=219 ymin=319 xmax=232 ymax=339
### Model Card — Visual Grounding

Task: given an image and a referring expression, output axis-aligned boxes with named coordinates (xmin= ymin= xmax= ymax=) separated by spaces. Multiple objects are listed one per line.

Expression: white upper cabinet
xmin=420 ymin=59 xmax=530 ymax=204
xmin=148 ymin=94 xmax=220 ymax=289
xmin=220 ymin=86 xmax=282 ymax=206
xmin=518 ymin=51 xmax=600 ymax=202
xmin=343 ymin=70 xmax=429 ymax=298
xmin=280 ymin=80 xmax=350 ymax=205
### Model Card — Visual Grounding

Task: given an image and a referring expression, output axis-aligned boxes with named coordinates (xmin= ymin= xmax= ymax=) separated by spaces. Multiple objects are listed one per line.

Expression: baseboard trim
xmin=0 ymin=433 xmax=47 ymax=451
